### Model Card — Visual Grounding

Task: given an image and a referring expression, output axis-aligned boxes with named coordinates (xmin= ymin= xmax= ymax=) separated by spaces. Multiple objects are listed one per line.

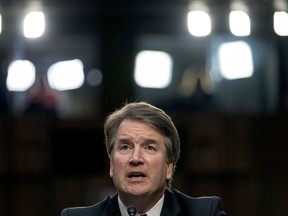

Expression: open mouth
xmin=128 ymin=172 xmax=146 ymax=178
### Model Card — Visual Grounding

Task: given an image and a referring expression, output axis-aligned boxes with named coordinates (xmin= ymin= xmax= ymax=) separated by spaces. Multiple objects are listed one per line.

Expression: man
xmin=60 ymin=102 xmax=226 ymax=216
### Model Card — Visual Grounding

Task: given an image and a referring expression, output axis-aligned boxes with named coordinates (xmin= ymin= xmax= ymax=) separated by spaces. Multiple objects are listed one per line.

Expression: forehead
xmin=117 ymin=119 xmax=162 ymax=136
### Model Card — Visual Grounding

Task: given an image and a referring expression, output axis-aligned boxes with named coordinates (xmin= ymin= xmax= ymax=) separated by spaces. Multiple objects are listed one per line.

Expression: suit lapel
xmin=101 ymin=194 xmax=122 ymax=216
xmin=160 ymin=190 xmax=182 ymax=216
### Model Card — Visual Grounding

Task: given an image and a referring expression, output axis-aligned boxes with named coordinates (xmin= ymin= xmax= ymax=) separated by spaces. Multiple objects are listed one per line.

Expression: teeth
xmin=129 ymin=173 xmax=145 ymax=178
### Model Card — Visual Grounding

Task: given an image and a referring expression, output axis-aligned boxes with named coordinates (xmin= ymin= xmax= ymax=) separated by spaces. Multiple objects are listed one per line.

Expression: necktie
xmin=140 ymin=214 xmax=147 ymax=216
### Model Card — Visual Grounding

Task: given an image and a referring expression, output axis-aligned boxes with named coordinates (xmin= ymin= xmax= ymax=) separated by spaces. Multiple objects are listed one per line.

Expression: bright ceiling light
xmin=23 ymin=11 xmax=45 ymax=38
xmin=47 ymin=59 xmax=85 ymax=91
xmin=229 ymin=11 xmax=251 ymax=36
xmin=6 ymin=60 xmax=36 ymax=91
xmin=188 ymin=11 xmax=211 ymax=37
xmin=274 ymin=11 xmax=288 ymax=36
xmin=229 ymin=1 xmax=250 ymax=36
xmin=134 ymin=50 xmax=173 ymax=88
xmin=218 ymin=41 xmax=254 ymax=80
xmin=273 ymin=0 xmax=288 ymax=36
xmin=187 ymin=1 xmax=211 ymax=37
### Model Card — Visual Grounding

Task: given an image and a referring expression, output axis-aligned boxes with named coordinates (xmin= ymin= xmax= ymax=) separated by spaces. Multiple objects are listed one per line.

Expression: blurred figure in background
xmin=24 ymin=78 xmax=58 ymax=117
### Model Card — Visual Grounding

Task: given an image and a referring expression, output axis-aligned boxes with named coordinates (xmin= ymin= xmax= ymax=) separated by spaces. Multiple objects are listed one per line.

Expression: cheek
xmin=151 ymin=157 xmax=171 ymax=175
xmin=109 ymin=156 xmax=125 ymax=177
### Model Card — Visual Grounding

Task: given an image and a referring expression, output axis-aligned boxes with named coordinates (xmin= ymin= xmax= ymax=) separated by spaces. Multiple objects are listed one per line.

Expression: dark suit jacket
xmin=61 ymin=189 xmax=226 ymax=216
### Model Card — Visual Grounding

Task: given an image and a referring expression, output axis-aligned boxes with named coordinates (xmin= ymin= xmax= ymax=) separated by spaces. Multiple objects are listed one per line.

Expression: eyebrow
xmin=142 ymin=138 xmax=159 ymax=145
xmin=117 ymin=137 xmax=160 ymax=145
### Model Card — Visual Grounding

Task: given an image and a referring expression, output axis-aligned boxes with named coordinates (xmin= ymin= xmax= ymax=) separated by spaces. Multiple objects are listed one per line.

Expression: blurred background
xmin=1 ymin=0 xmax=288 ymax=215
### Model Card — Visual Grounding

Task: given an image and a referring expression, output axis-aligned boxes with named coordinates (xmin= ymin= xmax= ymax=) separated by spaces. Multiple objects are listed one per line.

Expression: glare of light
xmin=187 ymin=11 xmax=211 ymax=37
xmin=86 ymin=69 xmax=103 ymax=86
xmin=0 ymin=14 xmax=2 ymax=34
xmin=218 ymin=41 xmax=254 ymax=80
xmin=134 ymin=50 xmax=173 ymax=88
xmin=23 ymin=11 xmax=45 ymax=38
xmin=274 ymin=11 xmax=288 ymax=36
xmin=6 ymin=60 xmax=36 ymax=91
xmin=47 ymin=59 xmax=85 ymax=91
xmin=229 ymin=11 xmax=251 ymax=36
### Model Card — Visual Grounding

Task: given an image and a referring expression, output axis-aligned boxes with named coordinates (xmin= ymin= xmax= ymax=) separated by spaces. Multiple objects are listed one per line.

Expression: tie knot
xmin=140 ymin=214 xmax=147 ymax=216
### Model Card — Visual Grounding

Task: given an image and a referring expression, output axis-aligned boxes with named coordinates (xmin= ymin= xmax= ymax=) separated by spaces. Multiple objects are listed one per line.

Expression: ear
xmin=166 ymin=161 xmax=173 ymax=180
xmin=109 ymin=160 xmax=113 ymax=178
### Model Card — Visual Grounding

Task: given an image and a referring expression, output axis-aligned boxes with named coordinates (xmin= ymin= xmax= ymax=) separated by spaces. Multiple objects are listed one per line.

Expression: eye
xmin=119 ymin=144 xmax=130 ymax=150
xmin=145 ymin=144 xmax=157 ymax=152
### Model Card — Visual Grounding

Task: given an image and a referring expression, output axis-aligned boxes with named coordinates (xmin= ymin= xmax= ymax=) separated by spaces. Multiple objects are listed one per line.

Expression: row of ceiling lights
xmin=0 ymin=1 xmax=287 ymax=39
xmin=188 ymin=0 xmax=288 ymax=37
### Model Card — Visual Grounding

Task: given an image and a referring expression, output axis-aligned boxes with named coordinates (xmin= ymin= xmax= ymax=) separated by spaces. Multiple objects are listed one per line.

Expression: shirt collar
xmin=118 ymin=194 xmax=164 ymax=216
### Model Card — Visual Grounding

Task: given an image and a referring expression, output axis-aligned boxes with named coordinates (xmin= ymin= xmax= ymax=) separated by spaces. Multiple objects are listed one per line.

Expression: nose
xmin=129 ymin=146 xmax=143 ymax=165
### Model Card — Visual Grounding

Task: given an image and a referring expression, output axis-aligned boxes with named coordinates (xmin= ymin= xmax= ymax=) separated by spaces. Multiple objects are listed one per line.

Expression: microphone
xmin=127 ymin=205 xmax=137 ymax=216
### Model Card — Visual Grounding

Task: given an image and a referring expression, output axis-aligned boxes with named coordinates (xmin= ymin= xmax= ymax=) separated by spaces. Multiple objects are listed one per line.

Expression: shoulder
xmin=170 ymin=188 xmax=222 ymax=203
xmin=60 ymin=200 xmax=108 ymax=216
xmin=165 ymin=189 xmax=226 ymax=216
xmin=60 ymin=194 xmax=118 ymax=216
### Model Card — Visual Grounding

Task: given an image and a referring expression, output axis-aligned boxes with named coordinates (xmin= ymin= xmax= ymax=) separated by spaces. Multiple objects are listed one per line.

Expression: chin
xmin=125 ymin=187 xmax=150 ymax=197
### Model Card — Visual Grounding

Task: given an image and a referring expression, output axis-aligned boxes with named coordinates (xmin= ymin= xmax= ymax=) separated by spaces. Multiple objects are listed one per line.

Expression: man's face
xmin=109 ymin=119 xmax=173 ymax=202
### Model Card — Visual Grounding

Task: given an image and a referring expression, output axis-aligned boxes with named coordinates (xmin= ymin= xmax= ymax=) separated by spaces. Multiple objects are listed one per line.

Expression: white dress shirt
xmin=118 ymin=194 xmax=164 ymax=216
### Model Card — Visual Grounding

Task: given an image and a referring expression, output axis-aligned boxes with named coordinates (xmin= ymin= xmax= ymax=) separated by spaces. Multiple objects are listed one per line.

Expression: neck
xmin=120 ymin=191 xmax=165 ymax=214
